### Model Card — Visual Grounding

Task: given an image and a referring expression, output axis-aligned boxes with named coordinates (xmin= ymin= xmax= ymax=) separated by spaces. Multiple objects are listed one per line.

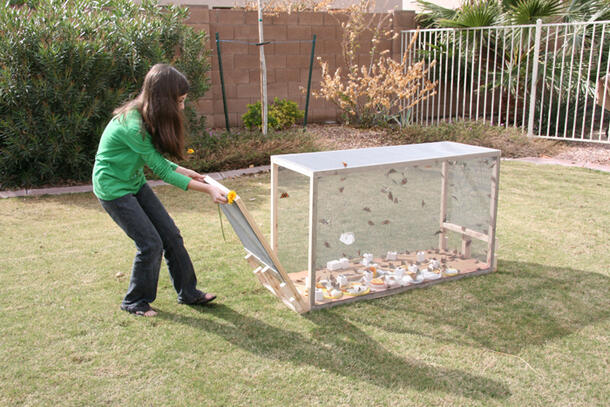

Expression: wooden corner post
xmin=439 ymin=161 xmax=449 ymax=251
xmin=270 ymin=162 xmax=279 ymax=253
xmin=308 ymin=174 xmax=319 ymax=310
xmin=487 ymin=157 xmax=500 ymax=268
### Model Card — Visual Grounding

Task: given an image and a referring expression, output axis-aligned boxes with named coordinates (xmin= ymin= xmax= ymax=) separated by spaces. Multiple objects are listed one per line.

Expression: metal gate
xmin=402 ymin=20 xmax=610 ymax=144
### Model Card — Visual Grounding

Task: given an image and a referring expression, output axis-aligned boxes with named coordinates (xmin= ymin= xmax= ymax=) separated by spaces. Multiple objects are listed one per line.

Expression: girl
xmin=93 ymin=64 xmax=226 ymax=317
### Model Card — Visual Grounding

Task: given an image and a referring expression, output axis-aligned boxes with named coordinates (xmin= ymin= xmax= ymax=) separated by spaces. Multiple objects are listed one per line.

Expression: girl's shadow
xmin=159 ymin=303 xmax=510 ymax=400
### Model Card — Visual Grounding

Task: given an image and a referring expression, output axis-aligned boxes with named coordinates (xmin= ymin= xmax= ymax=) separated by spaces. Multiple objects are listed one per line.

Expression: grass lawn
xmin=0 ymin=161 xmax=608 ymax=406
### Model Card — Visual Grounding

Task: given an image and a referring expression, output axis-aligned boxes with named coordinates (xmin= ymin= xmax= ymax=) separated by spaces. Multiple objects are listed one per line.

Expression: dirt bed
xmin=305 ymin=124 xmax=610 ymax=169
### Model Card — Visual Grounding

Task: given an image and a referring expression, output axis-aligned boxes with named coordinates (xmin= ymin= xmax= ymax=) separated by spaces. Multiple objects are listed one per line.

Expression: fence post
xmin=303 ymin=34 xmax=316 ymax=129
xmin=215 ymin=32 xmax=230 ymax=133
xmin=527 ymin=19 xmax=543 ymax=137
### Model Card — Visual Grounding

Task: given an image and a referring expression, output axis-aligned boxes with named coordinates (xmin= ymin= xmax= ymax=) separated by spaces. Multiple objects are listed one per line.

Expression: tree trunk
xmin=257 ymin=1 xmax=268 ymax=134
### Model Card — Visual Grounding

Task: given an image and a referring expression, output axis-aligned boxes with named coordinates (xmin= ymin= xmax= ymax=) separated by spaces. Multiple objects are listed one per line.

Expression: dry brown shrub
xmin=312 ymin=1 xmax=438 ymax=127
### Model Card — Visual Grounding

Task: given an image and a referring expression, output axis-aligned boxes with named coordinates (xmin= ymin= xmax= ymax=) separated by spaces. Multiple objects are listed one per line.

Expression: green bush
xmin=0 ymin=0 xmax=211 ymax=189
xmin=242 ymin=97 xmax=304 ymax=131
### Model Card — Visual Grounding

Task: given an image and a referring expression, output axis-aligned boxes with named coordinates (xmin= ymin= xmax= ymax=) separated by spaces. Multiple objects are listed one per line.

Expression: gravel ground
xmin=552 ymin=142 xmax=610 ymax=166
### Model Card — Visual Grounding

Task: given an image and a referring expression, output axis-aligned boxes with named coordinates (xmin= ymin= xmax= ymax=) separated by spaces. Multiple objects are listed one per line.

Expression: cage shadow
xmin=159 ymin=304 xmax=510 ymax=400
xmin=348 ymin=260 xmax=610 ymax=354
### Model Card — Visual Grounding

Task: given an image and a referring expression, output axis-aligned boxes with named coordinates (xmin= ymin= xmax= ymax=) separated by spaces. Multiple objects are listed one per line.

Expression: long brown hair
xmin=114 ymin=64 xmax=189 ymax=159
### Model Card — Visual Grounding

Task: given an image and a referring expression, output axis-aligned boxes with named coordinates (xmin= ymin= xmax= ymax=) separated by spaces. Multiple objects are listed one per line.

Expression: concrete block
xmin=286 ymin=25 xmax=312 ymax=41
xmin=286 ymin=55 xmax=311 ymax=69
xmin=244 ymin=11 xmax=259 ymax=25
xmin=249 ymin=70 xmax=261 ymax=84
xmin=264 ymin=25 xmax=288 ymax=41
xmin=216 ymin=10 xmax=245 ymax=25
xmin=234 ymin=24 xmax=259 ymax=41
xmin=213 ymin=25 xmax=234 ymax=41
xmin=266 ymin=54 xmax=286 ymax=69
xmin=195 ymin=98 xmax=213 ymax=115
xmin=274 ymin=68 xmax=300 ymax=83
xmin=300 ymin=69 xmax=322 ymax=83
xmin=270 ymin=12 xmax=298 ymax=25
xmin=392 ymin=10 xmax=417 ymax=30
xmin=225 ymin=69 xmax=251 ymax=84
xmin=186 ymin=5 xmax=209 ymax=25
xmin=234 ymin=53 xmax=260 ymax=69
xmin=221 ymin=41 xmax=249 ymax=55
xmin=274 ymin=42 xmax=302 ymax=56
xmin=227 ymin=97 xmax=252 ymax=114
xmin=298 ymin=11 xmax=324 ymax=26
xmin=324 ymin=11 xmax=346 ymax=26
xmin=237 ymin=83 xmax=260 ymax=98
xmin=319 ymin=39 xmax=342 ymax=56
xmin=268 ymin=82 xmax=288 ymax=99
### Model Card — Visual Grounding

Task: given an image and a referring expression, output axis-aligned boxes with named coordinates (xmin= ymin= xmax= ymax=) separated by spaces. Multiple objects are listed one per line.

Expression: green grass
xmin=0 ymin=163 xmax=608 ymax=406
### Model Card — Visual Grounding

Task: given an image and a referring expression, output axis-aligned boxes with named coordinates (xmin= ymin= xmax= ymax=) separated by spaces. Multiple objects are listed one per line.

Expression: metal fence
xmin=402 ymin=20 xmax=610 ymax=144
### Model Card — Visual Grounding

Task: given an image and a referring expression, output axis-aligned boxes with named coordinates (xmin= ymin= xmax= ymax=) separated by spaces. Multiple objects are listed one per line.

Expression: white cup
xmin=363 ymin=270 xmax=373 ymax=282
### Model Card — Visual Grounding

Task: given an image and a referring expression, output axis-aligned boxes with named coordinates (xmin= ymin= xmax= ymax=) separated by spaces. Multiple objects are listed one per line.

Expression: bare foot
xmin=139 ymin=309 xmax=158 ymax=317
xmin=121 ymin=304 xmax=158 ymax=317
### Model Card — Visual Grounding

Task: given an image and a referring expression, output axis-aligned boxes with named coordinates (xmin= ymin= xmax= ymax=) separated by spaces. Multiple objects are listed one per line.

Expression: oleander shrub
xmin=242 ymin=97 xmax=304 ymax=131
xmin=0 ymin=0 xmax=211 ymax=188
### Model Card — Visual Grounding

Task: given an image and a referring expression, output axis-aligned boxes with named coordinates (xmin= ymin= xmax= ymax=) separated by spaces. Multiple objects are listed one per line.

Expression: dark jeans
xmin=99 ymin=183 xmax=203 ymax=309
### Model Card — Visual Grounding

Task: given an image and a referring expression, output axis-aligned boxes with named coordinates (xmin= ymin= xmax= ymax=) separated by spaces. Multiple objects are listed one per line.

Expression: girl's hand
xmin=208 ymin=185 xmax=228 ymax=204
xmin=187 ymin=169 xmax=205 ymax=182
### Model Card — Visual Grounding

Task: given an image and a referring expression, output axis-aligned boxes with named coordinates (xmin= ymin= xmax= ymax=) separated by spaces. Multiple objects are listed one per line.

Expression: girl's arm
xmin=175 ymin=166 xmax=226 ymax=203
xmin=175 ymin=165 xmax=205 ymax=182
xmin=187 ymin=179 xmax=227 ymax=204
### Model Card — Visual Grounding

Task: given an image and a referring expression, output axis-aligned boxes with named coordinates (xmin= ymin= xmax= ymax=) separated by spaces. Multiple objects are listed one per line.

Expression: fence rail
xmin=402 ymin=20 xmax=610 ymax=144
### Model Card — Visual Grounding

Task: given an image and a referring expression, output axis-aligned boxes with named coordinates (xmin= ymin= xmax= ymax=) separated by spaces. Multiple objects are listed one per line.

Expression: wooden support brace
xmin=461 ymin=235 xmax=472 ymax=258
xmin=254 ymin=266 xmax=279 ymax=296
xmin=245 ymin=253 xmax=260 ymax=269
xmin=442 ymin=222 xmax=489 ymax=243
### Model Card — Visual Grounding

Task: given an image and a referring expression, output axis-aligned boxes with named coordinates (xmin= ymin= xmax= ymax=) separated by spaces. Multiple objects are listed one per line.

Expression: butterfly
xmin=280 ymin=192 xmax=289 ymax=198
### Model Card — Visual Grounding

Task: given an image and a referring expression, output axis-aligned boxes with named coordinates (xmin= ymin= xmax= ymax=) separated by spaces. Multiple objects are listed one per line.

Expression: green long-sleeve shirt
xmin=92 ymin=109 xmax=191 ymax=201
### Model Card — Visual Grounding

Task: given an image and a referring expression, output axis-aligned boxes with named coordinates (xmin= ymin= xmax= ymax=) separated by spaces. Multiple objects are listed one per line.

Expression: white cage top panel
xmin=271 ymin=142 xmax=500 ymax=176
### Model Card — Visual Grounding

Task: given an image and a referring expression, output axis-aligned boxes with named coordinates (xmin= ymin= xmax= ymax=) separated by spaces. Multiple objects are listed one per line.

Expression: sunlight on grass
xmin=0 ymin=163 xmax=608 ymax=406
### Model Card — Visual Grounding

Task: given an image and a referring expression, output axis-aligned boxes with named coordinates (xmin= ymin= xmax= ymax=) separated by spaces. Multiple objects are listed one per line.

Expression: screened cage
xmin=270 ymin=141 xmax=500 ymax=311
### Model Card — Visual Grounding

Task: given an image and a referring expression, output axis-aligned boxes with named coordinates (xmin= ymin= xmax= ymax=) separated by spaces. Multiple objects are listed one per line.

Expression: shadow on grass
xmin=159 ymin=304 xmax=510 ymax=400
xmin=350 ymin=260 xmax=610 ymax=354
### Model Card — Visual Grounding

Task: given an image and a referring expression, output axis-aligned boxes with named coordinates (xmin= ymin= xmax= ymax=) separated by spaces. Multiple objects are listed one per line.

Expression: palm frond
xmin=508 ymin=0 xmax=565 ymax=25
xmin=415 ymin=0 xmax=458 ymax=28
xmin=564 ymin=0 xmax=610 ymax=22
xmin=452 ymin=0 xmax=503 ymax=28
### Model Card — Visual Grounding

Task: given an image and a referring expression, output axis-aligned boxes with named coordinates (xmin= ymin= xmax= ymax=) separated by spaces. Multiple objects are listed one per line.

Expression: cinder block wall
xmin=184 ymin=6 xmax=417 ymax=127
